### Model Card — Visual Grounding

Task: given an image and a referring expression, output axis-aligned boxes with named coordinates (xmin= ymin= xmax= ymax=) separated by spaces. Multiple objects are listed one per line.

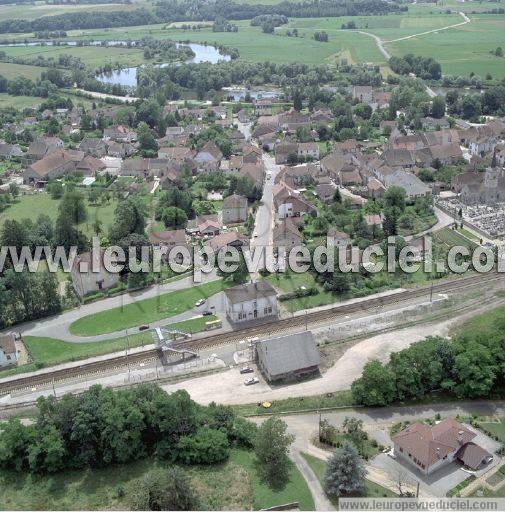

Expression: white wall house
xmin=0 ymin=333 xmax=18 ymax=368
xmin=224 ymin=282 xmax=277 ymax=323
xmin=71 ymin=250 xmax=120 ymax=299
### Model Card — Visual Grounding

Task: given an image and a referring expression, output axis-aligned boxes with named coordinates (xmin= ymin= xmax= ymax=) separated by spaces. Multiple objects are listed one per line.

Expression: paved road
xmin=290 ymin=448 xmax=335 ymax=511
xmin=250 ymin=151 xmax=282 ymax=272
xmin=6 ymin=270 xmax=219 ymax=343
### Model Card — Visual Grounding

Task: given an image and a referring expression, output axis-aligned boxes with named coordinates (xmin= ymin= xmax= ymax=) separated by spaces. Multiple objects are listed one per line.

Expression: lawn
xmin=478 ymin=417 xmax=505 ymax=444
xmin=0 ymin=449 xmax=314 ymax=510
xmin=69 ymin=280 xmax=226 ymax=336
xmin=0 ymin=193 xmax=119 ymax=239
xmin=300 ymin=452 xmax=396 ymax=506
xmin=433 ymin=227 xmax=477 ymax=250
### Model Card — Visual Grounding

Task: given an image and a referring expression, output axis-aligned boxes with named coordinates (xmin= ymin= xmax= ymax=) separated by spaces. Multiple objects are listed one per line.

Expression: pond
xmin=95 ymin=43 xmax=231 ymax=87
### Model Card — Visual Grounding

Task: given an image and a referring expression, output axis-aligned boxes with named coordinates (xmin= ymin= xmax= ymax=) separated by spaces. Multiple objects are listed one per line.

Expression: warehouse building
xmin=255 ymin=331 xmax=320 ymax=382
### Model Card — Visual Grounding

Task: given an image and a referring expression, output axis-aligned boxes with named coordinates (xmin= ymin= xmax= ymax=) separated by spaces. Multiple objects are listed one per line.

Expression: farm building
xmin=255 ymin=331 xmax=320 ymax=382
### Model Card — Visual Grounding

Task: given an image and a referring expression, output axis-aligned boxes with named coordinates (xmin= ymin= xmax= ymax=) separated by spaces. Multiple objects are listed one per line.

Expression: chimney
xmin=436 ymin=447 xmax=441 ymax=459
xmin=458 ymin=430 xmax=464 ymax=443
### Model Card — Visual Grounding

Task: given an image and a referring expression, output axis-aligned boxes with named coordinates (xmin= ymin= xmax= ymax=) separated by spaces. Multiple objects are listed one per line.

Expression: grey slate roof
xmin=224 ymin=281 xmax=276 ymax=304
xmin=256 ymin=331 xmax=320 ymax=377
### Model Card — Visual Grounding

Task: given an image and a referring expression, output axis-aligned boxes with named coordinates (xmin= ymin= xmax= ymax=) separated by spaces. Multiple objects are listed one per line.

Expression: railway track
xmin=0 ymin=272 xmax=503 ymax=396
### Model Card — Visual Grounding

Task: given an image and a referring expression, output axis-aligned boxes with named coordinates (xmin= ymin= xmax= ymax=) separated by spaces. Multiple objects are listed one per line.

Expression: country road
xmin=353 ymin=11 xmax=471 ymax=98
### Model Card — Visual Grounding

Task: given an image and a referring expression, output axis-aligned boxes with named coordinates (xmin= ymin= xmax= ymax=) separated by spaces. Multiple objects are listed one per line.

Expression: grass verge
xmin=0 ymin=315 xmax=216 ymax=378
xmin=231 ymin=390 xmax=355 ymax=417
xmin=69 ymin=280 xmax=226 ymax=336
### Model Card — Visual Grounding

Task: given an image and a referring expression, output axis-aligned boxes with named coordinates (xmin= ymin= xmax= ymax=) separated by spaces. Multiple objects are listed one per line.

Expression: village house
xmin=22 ymin=150 xmax=77 ymax=186
xmin=315 ymin=182 xmax=337 ymax=203
xmin=392 ymin=418 xmax=493 ymax=475
xmin=255 ymin=331 xmax=320 ymax=382
xmin=222 ymin=194 xmax=248 ymax=224
xmin=149 ymin=229 xmax=188 ymax=264
xmin=273 ymin=218 xmax=302 ymax=252
xmin=297 ymin=142 xmax=320 ymax=160
xmin=103 ymin=125 xmax=137 ymax=143
xmin=275 ymin=140 xmax=298 ymax=165
xmin=253 ymin=98 xmax=274 ymax=116
xmin=238 ymin=162 xmax=264 ymax=188
xmin=197 ymin=218 xmax=221 ymax=236
xmin=78 ymin=137 xmax=107 ymax=158
xmin=0 ymin=143 xmax=23 ymax=159
xmin=327 ymin=227 xmax=352 ymax=248
xmin=384 ymin=170 xmax=432 ymax=198
xmin=352 ymin=85 xmax=373 ymax=104
xmin=207 ymin=231 xmax=249 ymax=253
xmin=421 ymin=117 xmax=451 ymax=131
xmin=26 ymin=136 xmax=63 ymax=162
xmin=224 ymin=281 xmax=277 ymax=323
xmin=105 ymin=140 xmax=137 ymax=158
xmin=194 ymin=141 xmax=223 ymax=172
xmin=0 ymin=332 xmax=18 ymax=368
xmin=71 ymin=250 xmax=121 ymax=299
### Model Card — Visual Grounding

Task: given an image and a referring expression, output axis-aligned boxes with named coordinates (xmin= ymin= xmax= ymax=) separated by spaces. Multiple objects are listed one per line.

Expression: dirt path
xmin=385 ymin=12 xmax=470 ymax=43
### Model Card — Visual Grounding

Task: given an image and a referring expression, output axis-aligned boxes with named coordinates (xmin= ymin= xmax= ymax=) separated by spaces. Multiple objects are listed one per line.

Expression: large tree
xmin=254 ymin=417 xmax=294 ymax=487
xmin=351 ymin=360 xmax=396 ymax=406
xmin=324 ymin=441 xmax=366 ymax=497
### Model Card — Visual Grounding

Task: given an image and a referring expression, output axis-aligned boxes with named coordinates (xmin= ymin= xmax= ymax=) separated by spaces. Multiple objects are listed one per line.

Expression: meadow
xmin=0 ymin=2 xmax=139 ymax=21
xmin=0 ymin=61 xmax=42 ymax=80
xmin=0 ymin=449 xmax=314 ymax=511
xmin=0 ymin=192 xmax=119 ymax=240
xmin=0 ymin=4 xmax=502 ymax=76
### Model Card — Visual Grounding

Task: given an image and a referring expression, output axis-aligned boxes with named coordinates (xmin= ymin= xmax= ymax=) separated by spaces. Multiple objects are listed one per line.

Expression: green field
xmin=69 ymin=280 xmax=226 ymax=336
xmin=0 ymin=2 xmax=138 ymax=21
xmin=388 ymin=16 xmax=505 ymax=78
xmin=0 ymin=92 xmax=42 ymax=108
xmin=0 ymin=449 xmax=314 ymax=511
xmin=0 ymin=61 xmax=43 ymax=80
xmin=232 ymin=390 xmax=355 ymax=417
xmin=0 ymin=4 xmax=499 ymax=74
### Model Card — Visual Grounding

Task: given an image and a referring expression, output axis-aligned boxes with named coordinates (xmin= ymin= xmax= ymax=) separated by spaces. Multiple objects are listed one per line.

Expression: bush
xmin=126 ymin=467 xmax=199 ymax=511
xmin=279 ymin=286 xmax=318 ymax=301
xmin=176 ymin=427 xmax=229 ymax=465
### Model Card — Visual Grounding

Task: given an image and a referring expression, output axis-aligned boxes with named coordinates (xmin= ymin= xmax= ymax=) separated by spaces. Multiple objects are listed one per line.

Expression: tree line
xmin=351 ymin=309 xmax=505 ymax=407
xmin=0 ymin=384 xmax=257 ymax=474
xmin=0 ymin=0 xmax=405 ymax=33
xmin=389 ymin=54 xmax=442 ymax=80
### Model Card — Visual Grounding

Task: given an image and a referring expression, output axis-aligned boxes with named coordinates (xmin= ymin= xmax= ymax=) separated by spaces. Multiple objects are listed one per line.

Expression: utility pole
xmin=429 ymin=281 xmax=434 ymax=303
